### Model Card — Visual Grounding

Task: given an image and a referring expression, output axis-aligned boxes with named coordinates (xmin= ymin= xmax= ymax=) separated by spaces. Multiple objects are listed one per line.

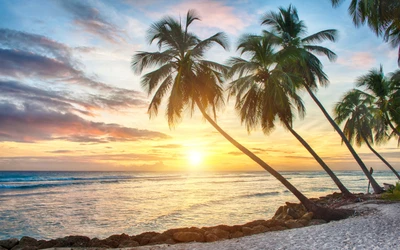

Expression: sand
xmin=132 ymin=201 xmax=400 ymax=250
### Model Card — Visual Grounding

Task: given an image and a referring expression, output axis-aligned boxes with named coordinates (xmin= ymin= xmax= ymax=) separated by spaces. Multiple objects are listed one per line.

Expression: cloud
xmin=0 ymin=48 xmax=81 ymax=80
xmin=0 ymin=102 xmax=168 ymax=143
xmin=154 ymin=144 xmax=183 ymax=149
xmin=0 ymin=28 xmax=73 ymax=63
xmin=150 ymin=0 xmax=248 ymax=34
xmin=337 ymin=52 xmax=376 ymax=70
xmin=0 ymin=29 xmax=147 ymax=110
xmin=0 ymin=80 xmax=93 ymax=115
xmin=59 ymin=0 xmax=126 ymax=43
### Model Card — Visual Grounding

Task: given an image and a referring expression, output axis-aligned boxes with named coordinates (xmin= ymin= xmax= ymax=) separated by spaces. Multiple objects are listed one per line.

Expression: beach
xmin=1 ymin=195 xmax=399 ymax=250
xmin=1 ymin=171 xmax=398 ymax=240
xmin=134 ymin=201 xmax=399 ymax=250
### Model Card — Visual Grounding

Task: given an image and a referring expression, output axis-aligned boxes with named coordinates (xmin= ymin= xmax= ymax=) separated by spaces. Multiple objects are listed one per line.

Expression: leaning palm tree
xmin=227 ymin=34 xmax=351 ymax=195
xmin=334 ymin=89 xmax=400 ymax=179
xmin=131 ymin=10 xmax=352 ymax=220
xmin=356 ymin=65 xmax=400 ymax=138
xmin=261 ymin=5 xmax=383 ymax=193
xmin=389 ymin=70 xmax=400 ymax=137
xmin=330 ymin=0 xmax=400 ymax=65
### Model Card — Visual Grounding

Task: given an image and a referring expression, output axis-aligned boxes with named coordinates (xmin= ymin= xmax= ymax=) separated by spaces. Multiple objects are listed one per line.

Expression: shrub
xmin=381 ymin=182 xmax=400 ymax=201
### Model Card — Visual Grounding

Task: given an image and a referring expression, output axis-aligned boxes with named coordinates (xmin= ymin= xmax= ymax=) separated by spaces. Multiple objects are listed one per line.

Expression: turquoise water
xmin=0 ymin=171 xmax=398 ymax=240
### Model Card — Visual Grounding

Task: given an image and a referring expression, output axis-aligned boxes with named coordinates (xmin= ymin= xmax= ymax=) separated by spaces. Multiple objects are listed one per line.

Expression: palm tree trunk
xmin=360 ymin=132 xmax=400 ymax=180
xmin=195 ymin=100 xmax=353 ymax=221
xmin=285 ymin=123 xmax=352 ymax=195
xmin=384 ymin=112 xmax=400 ymax=137
xmin=304 ymin=85 xmax=384 ymax=194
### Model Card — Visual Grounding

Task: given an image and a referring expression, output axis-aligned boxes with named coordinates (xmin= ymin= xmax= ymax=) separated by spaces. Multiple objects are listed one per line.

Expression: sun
xmin=187 ymin=151 xmax=203 ymax=166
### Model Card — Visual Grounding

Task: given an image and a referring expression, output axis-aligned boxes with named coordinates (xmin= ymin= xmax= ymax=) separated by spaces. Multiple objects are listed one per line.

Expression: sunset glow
xmin=188 ymin=151 xmax=203 ymax=167
xmin=0 ymin=0 xmax=398 ymax=172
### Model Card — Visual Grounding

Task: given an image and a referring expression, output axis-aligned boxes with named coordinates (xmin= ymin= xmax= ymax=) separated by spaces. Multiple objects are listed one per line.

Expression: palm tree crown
xmin=131 ymin=10 xmax=229 ymax=127
xmin=227 ymin=34 xmax=304 ymax=134
xmin=356 ymin=66 xmax=400 ymax=139
xmin=261 ymin=4 xmax=337 ymax=90
xmin=334 ymin=89 xmax=377 ymax=146
xmin=331 ymin=0 xmax=400 ymax=65
xmin=227 ymin=33 xmax=351 ymax=195
xmin=260 ymin=5 xmax=383 ymax=193
xmin=335 ymin=88 xmax=400 ymax=179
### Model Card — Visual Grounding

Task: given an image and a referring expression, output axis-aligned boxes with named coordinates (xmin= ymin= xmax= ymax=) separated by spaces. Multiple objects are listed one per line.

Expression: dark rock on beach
xmin=0 ymin=238 xmax=19 ymax=249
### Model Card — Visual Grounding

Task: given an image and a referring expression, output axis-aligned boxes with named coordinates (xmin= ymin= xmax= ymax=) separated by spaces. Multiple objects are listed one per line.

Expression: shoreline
xmin=134 ymin=200 xmax=400 ymax=250
xmin=1 ymin=193 xmax=394 ymax=250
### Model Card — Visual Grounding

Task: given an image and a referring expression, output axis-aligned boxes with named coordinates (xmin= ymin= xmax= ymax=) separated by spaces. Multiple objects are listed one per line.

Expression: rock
xmin=207 ymin=228 xmax=229 ymax=239
xmin=241 ymin=227 xmax=255 ymax=236
xmin=285 ymin=203 xmax=307 ymax=219
xmin=106 ymin=233 xmax=130 ymax=243
xmin=52 ymin=236 xmax=90 ymax=248
xmin=296 ymin=219 xmax=309 ymax=226
xmin=19 ymin=237 xmax=37 ymax=247
xmin=133 ymin=232 xmax=159 ymax=246
xmin=0 ymin=246 xmax=8 ymax=250
xmin=269 ymin=226 xmax=287 ymax=231
xmin=0 ymin=238 xmax=19 ymax=249
xmin=214 ymin=224 xmax=239 ymax=233
xmin=118 ymin=239 xmax=140 ymax=248
xmin=243 ymin=220 xmax=267 ymax=228
xmin=172 ymin=232 xmax=204 ymax=243
xmin=251 ymin=225 xmax=269 ymax=234
xmin=285 ymin=219 xmax=304 ymax=229
xmin=308 ymin=219 xmax=327 ymax=226
xmin=204 ymin=233 xmax=219 ymax=242
xmin=230 ymin=231 xmax=244 ymax=239
xmin=11 ymin=246 xmax=37 ymax=250
xmin=264 ymin=219 xmax=286 ymax=228
xmin=149 ymin=233 xmax=174 ymax=245
xmin=300 ymin=212 xmax=314 ymax=221
xmin=274 ymin=206 xmax=284 ymax=216
xmin=87 ymin=238 xmax=111 ymax=248
xmin=37 ymin=240 xmax=57 ymax=249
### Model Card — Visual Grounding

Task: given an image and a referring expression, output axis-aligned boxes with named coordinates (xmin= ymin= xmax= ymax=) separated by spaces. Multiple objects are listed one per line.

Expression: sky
xmin=0 ymin=0 xmax=399 ymax=172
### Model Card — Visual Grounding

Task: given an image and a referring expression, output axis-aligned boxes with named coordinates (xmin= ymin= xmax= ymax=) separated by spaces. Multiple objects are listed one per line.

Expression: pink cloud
xmin=154 ymin=0 xmax=249 ymax=34
xmin=337 ymin=52 xmax=376 ymax=69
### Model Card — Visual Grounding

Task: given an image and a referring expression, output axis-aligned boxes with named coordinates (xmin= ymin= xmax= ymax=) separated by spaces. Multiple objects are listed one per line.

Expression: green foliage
xmin=381 ymin=182 xmax=400 ymax=200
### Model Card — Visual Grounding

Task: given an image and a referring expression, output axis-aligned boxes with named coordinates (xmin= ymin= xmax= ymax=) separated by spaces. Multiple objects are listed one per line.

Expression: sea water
xmin=0 ymin=171 xmax=398 ymax=240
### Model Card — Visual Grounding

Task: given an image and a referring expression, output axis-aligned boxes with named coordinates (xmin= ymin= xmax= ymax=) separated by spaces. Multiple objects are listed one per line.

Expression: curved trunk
xmin=384 ymin=112 xmax=400 ymax=137
xmin=360 ymin=132 xmax=400 ymax=180
xmin=304 ymin=85 xmax=384 ymax=194
xmin=195 ymin=100 xmax=353 ymax=221
xmin=285 ymin=123 xmax=352 ymax=195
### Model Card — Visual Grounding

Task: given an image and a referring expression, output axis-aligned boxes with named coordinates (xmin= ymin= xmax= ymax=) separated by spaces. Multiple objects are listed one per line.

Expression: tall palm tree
xmin=330 ymin=0 xmax=400 ymax=65
xmin=334 ymin=89 xmax=400 ymax=179
xmin=389 ymin=70 xmax=400 ymax=137
xmin=131 ymin=10 xmax=352 ymax=220
xmin=227 ymin=34 xmax=351 ymax=195
xmin=356 ymin=65 xmax=400 ymax=138
xmin=261 ymin=5 xmax=384 ymax=193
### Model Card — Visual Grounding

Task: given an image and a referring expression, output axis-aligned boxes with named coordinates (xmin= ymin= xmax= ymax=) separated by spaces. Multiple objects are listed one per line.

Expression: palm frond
xmin=131 ymin=50 xmax=175 ymax=74
xmin=303 ymin=45 xmax=337 ymax=61
xmin=302 ymin=29 xmax=338 ymax=44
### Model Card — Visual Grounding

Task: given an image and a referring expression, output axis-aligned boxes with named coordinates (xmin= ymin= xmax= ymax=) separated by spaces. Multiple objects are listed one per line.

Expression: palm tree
xmin=261 ymin=5 xmax=384 ymax=193
xmin=227 ymin=34 xmax=351 ymax=195
xmin=334 ymin=89 xmax=400 ymax=179
xmin=330 ymin=0 xmax=400 ymax=65
xmin=356 ymin=65 xmax=400 ymax=138
xmin=389 ymin=70 xmax=400 ymax=137
xmin=131 ymin=10 xmax=352 ymax=220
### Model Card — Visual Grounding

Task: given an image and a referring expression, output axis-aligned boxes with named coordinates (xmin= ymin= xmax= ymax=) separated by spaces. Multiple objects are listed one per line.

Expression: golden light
xmin=187 ymin=151 xmax=203 ymax=166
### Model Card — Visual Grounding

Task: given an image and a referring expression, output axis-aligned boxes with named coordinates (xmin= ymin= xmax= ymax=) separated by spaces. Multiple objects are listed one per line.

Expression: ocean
xmin=0 ymin=171 xmax=398 ymax=240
